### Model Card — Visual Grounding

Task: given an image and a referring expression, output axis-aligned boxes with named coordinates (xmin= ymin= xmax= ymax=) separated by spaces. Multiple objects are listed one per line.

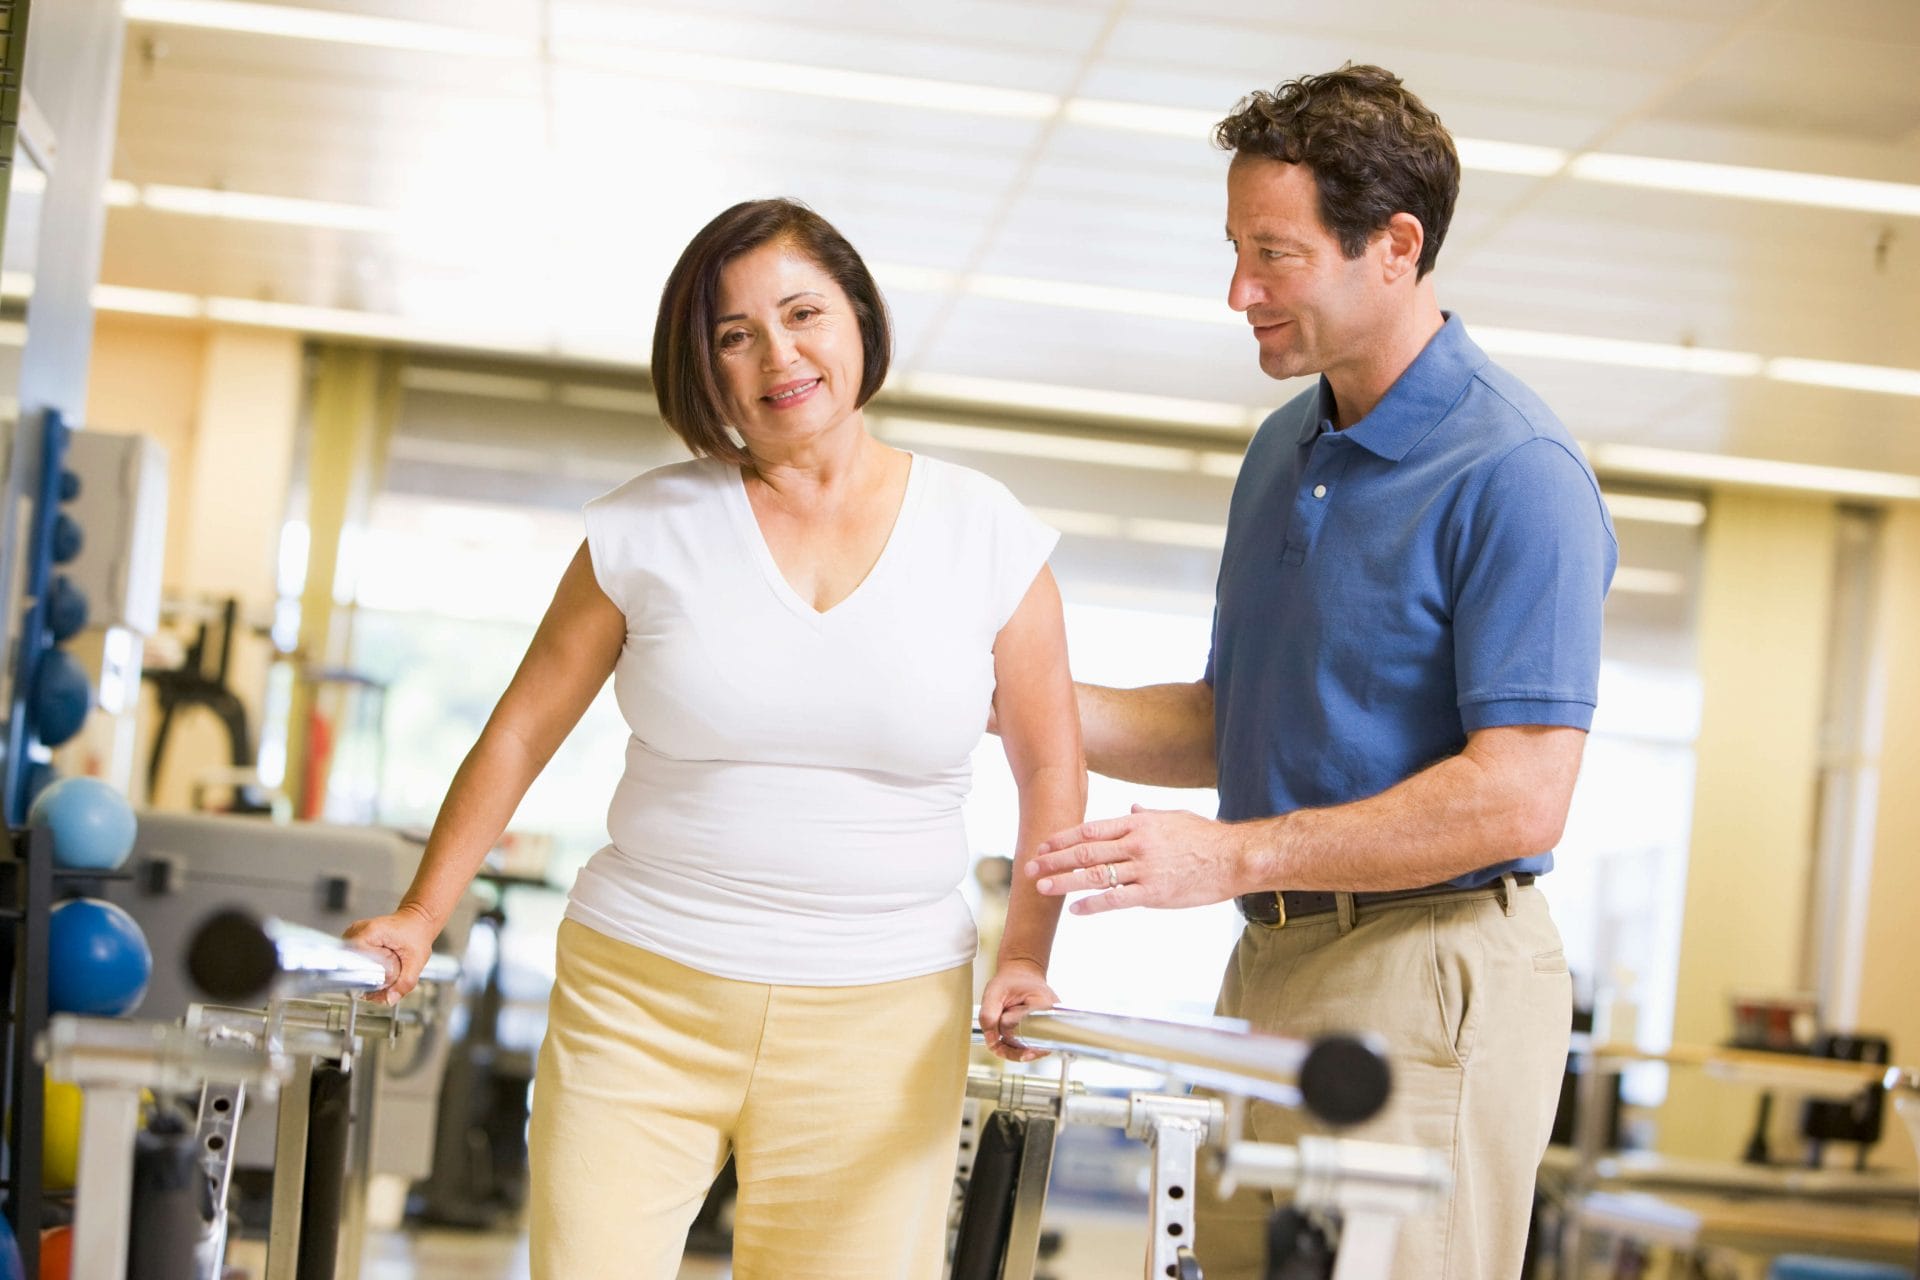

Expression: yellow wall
xmin=86 ymin=317 xmax=206 ymax=590
xmin=80 ymin=317 xmax=303 ymax=807
xmin=1662 ymin=491 xmax=1837 ymax=1160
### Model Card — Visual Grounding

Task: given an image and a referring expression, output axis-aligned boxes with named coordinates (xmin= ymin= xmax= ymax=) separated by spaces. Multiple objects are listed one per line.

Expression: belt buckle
xmin=1253 ymin=891 xmax=1286 ymax=930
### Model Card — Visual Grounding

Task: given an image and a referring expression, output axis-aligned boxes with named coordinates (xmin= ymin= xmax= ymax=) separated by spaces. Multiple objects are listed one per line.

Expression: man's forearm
xmin=1077 ymin=681 xmax=1217 ymax=788
xmin=1234 ymin=726 xmax=1583 ymax=894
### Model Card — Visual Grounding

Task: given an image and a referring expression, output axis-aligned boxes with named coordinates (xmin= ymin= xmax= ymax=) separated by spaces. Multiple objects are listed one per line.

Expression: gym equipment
xmin=38 ymin=1079 xmax=80 ymax=1189
xmin=1548 ymin=1037 xmax=1920 ymax=1277
xmin=98 ymin=812 xmax=475 ymax=1183
xmin=5 ymin=412 xmax=79 ymax=825
xmin=38 ymin=910 xmax=460 ymax=1280
xmin=408 ymin=872 xmax=539 ymax=1230
xmin=26 ymin=780 xmax=135 ymax=872
xmin=957 ymin=1007 xmax=1447 ymax=1280
xmin=0 ymin=1213 xmax=19 ymax=1280
xmin=46 ymin=899 xmax=150 ymax=1018
xmin=47 ymin=517 xmax=81 ymax=569
xmin=41 ymin=580 xmax=86 ymax=646
xmin=33 ymin=1227 xmax=66 ymax=1280
xmin=25 ymin=654 xmax=88 ymax=752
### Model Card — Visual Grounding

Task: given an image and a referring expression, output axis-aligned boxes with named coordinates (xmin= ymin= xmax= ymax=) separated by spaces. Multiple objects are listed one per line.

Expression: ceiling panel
xmin=87 ymin=0 xmax=1920 ymax=488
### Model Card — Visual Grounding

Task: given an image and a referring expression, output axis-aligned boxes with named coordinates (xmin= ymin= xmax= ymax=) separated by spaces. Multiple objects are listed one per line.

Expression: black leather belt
xmin=1236 ymin=873 xmax=1535 ymax=927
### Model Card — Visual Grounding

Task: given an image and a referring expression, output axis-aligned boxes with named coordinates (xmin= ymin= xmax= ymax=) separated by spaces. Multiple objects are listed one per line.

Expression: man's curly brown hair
xmin=1215 ymin=64 xmax=1459 ymax=280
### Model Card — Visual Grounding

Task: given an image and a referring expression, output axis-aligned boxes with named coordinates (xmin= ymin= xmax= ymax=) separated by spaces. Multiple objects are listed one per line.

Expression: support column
xmin=1661 ymin=491 xmax=1837 ymax=1160
xmin=285 ymin=344 xmax=398 ymax=819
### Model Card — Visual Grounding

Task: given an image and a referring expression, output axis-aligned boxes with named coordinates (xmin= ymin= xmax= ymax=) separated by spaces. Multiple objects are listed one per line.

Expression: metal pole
xmin=1002 ymin=1008 xmax=1391 ymax=1126
xmin=69 ymin=1084 xmax=141 ymax=1280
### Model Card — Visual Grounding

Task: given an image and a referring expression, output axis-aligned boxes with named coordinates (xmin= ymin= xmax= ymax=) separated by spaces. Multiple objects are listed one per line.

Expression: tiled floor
xmin=231 ymin=1206 xmax=1152 ymax=1279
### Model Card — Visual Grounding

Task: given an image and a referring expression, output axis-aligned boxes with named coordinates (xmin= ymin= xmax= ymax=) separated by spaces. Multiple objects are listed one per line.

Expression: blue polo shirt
xmin=1205 ymin=314 xmax=1617 ymax=887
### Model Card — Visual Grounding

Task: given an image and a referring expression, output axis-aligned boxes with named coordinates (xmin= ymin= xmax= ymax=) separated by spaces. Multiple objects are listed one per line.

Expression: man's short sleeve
xmin=1453 ymin=438 xmax=1617 ymax=732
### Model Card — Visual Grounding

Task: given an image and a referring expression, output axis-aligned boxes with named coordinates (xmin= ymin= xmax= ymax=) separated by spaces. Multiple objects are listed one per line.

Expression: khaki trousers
xmin=528 ymin=919 xmax=971 ymax=1279
xmin=1195 ymin=882 xmax=1570 ymax=1280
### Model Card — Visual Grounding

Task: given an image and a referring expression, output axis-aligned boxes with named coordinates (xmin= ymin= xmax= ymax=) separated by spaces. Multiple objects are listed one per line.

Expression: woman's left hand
xmin=979 ymin=958 xmax=1058 ymax=1062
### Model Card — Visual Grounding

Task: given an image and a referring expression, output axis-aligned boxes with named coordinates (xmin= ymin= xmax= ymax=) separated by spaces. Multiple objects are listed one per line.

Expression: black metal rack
xmin=2 ymin=824 xmax=55 ymax=1277
xmin=1 ymin=825 xmax=136 ymax=1275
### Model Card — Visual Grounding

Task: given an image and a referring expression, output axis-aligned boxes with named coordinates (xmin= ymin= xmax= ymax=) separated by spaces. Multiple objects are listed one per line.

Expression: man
xmin=1023 ymin=65 xmax=1616 ymax=1279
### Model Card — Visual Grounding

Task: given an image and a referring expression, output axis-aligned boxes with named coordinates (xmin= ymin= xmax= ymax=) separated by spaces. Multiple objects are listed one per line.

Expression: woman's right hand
xmin=342 ymin=904 xmax=439 ymax=1005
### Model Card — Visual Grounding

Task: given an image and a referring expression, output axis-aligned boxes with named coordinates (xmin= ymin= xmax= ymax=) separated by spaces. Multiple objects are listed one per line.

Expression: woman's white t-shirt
xmin=565 ymin=453 xmax=1058 ymax=986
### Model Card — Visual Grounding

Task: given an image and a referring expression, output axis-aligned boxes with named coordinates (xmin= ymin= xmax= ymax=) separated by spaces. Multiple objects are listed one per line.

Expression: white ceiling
xmin=88 ymin=0 xmax=1920 ymax=483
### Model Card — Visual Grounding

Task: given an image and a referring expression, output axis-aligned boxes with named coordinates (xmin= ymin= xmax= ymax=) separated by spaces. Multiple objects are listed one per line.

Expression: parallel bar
xmin=187 ymin=910 xmax=461 ymax=1003
xmin=69 ymin=1085 xmax=141 ymax=1280
xmin=1002 ymin=1007 xmax=1391 ymax=1125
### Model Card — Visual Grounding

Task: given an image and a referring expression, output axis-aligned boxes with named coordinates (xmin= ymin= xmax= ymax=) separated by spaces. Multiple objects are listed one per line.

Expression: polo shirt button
xmin=1312 ymin=484 xmax=1328 ymax=499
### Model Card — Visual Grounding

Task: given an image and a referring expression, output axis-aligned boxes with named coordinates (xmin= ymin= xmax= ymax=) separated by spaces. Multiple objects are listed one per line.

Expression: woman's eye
xmin=718 ymin=330 xmax=748 ymax=348
xmin=791 ymin=307 xmax=819 ymax=323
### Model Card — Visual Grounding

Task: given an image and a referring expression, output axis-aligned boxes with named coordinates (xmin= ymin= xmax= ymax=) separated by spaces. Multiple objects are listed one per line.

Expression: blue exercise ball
xmin=50 ymin=512 xmax=84 ymax=564
xmin=45 ymin=576 xmax=89 ymax=642
xmin=28 ymin=777 xmax=137 ymax=871
xmin=0 ymin=1211 xmax=21 ymax=1280
xmin=30 ymin=649 xmax=91 ymax=747
xmin=49 ymin=898 xmax=152 ymax=1017
xmin=58 ymin=469 xmax=81 ymax=502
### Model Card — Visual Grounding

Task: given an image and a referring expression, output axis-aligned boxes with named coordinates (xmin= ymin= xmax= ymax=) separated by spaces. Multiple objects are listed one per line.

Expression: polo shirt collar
xmin=1301 ymin=312 xmax=1488 ymax=462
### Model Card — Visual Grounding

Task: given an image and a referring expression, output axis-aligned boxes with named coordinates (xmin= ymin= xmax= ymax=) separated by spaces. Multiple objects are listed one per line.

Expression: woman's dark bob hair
xmin=651 ymin=198 xmax=892 ymax=465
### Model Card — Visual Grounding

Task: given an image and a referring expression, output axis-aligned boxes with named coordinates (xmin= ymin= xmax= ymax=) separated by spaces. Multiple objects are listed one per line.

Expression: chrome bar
xmin=1214 ymin=1135 xmax=1452 ymax=1211
xmin=187 ymin=910 xmax=463 ymax=1004
xmin=1002 ymin=1007 xmax=1392 ymax=1125
xmin=39 ymin=1015 xmax=282 ymax=1092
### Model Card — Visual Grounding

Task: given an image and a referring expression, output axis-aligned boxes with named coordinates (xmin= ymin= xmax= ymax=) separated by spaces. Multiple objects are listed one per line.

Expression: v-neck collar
xmin=723 ymin=451 xmax=925 ymax=625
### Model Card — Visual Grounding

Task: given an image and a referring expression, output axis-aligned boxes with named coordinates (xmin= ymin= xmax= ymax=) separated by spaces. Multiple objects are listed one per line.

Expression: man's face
xmin=1224 ymin=154 xmax=1382 ymax=383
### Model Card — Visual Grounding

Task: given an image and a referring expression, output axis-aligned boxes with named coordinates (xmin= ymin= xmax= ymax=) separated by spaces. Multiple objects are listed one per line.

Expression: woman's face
xmin=712 ymin=239 xmax=866 ymax=453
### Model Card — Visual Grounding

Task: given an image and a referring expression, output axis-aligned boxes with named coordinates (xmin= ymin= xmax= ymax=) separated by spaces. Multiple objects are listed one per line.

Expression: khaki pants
xmin=528 ymin=919 xmax=971 ymax=1280
xmin=1196 ymin=881 xmax=1570 ymax=1280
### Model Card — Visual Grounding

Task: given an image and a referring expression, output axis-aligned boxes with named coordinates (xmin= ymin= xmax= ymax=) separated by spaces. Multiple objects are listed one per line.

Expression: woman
xmin=344 ymin=198 xmax=1084 ymax=1279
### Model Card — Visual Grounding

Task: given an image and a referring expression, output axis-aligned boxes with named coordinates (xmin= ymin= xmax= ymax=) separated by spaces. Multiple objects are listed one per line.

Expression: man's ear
xmin=1379 ymin=212 xmax=1426 ymax=284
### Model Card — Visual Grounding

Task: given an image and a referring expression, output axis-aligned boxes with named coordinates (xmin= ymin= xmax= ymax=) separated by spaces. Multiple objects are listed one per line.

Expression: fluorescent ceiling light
xmin=872 ymin=262 xmax=962 ymax=295
xmin=1064 ymin=99 xmax=1215 ymax=139
xmin=0 ymin=321 xmax=27 ymax=347
xmin=204 ymin=297 xmax=544 ymax=352
xmin=1569 ymin=153 xmax=1920 ymax=219
xmin=1473 ymin=326 xmax=1763 ymax=377
xmin=10 ymin=168 xmax=45 ymax=196
xmin=1766 ymin=358 xmax=1920 ymax=399
xmin=104 ymin=181 xmax=140 ymax=207
xmin=880 ymin=416 xmax=1204 ymax=471
xmin=1 ymin=271 xmax=32 ymax=299
xmin=140 ymin=184 xmax=403 ymax=234
xmin=1589 ymin=443 xmax=1920 ymax=502
xmin=1610 ymin=566 xmax=1686 ymax=596
xmin=92 ymin=284 xmax=206 ymax=317
xmin=970 ymin=274 xmax=1230 ymax=326
xmin=898 ymin=372 xmax=1257 ymax=432
xmin=123 ymin=0 xmax=533 ymax=58
xmin=553 ymin=41 xmax=1057 ymax=119
xmin=1602 ymin=493 xmax=1707 ymax=526
xmin=1453 ymin=138 xmax=1568 ymax=177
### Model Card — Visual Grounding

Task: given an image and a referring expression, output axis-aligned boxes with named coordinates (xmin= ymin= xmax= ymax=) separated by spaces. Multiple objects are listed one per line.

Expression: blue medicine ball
xmin=50 ymin=512 xmax=84 ymax=564
xmin=28 ymin=777 xmax=138 ymax=871
xmin=30 ymin=649 xmax=91 ymax=747
xmin=46 ymin=575 xmax=89 ymax=641
xmin=0 ymin=1212 xmax=20 ymax=1280
xmin=49 ymin=898 xmax=152 ymax=1017
xmin=58 ymin=469 xmax=81 ymax=502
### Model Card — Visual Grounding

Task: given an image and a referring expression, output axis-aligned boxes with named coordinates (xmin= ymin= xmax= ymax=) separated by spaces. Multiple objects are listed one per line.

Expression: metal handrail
xmin=999 ymin=1006 xmax=1392 ymax=1126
